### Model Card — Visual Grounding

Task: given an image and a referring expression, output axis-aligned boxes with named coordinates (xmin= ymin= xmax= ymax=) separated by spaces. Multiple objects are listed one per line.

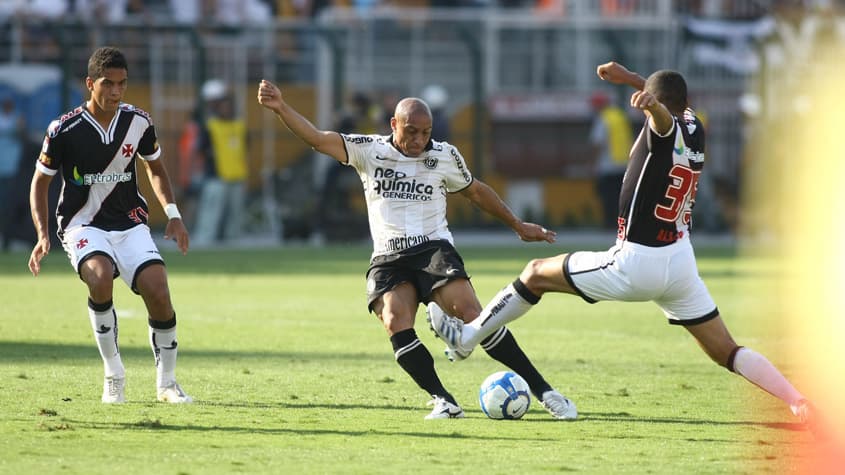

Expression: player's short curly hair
xmin=644 ymin=70 xmax=687 ymax=115
xmin=87 ymin=47 xmax=128 ymax=80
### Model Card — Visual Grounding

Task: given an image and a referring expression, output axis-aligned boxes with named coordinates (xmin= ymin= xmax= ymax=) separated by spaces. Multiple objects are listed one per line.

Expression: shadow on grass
xmin=28 ymin=417 xmax=560 ymax=442
xmin=200 ymin=404 xmax=804 ymax=432
xmin=1 ymin=341 xmax=386 ymax=363
xmin=580 ymin=411 xmax=805 ymax=432
xmin=16 ymin=409 xmax=804 ymax=441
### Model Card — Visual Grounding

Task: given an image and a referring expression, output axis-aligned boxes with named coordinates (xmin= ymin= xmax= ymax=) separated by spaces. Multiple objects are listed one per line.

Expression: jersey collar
xmin=387 ymin=135 xmax=434 ymax=156
xmin=81 ymin=104 xmax=121 ymax=144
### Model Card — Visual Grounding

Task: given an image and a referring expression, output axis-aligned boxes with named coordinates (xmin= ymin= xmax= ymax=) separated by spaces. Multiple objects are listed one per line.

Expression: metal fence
xmin=0 ymin=5 xmax=836 ymax=238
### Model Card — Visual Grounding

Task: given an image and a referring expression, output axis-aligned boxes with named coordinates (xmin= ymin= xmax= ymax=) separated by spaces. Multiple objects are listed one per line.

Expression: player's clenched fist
xmin=257 ymin=79 xmax=282 ymax=112
xmin=596 ymin=61 xmax=630 ymax=83
xmin=630 ymin=90 xmax=657 ymax=111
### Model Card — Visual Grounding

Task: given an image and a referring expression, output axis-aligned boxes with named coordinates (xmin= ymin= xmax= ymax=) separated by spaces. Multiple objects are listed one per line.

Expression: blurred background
xmin=0 ymin=0 xmax=841 ymax=249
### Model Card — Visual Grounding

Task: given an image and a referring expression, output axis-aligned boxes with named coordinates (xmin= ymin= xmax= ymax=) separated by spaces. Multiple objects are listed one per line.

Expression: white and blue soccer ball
xmin=479 ymin=371 xmax=531 ymax=420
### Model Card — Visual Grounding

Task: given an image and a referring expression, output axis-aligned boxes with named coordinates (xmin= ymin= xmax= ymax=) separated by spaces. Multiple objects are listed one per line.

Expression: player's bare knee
xmin=379 ymin=310 xmax=410 ymax=335
xmin=82 ymin=274 xmax=113 ymax=300
xmin=520 ymin=259 xmax=550 ymax=293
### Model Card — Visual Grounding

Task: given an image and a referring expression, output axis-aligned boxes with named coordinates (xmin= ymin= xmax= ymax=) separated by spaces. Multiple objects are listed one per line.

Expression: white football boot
xmin=793 ymin=399 xmax=829 ymax=440
xmin=157 ymin=382 xmax=193 ymax=403
xmin=426 ymin=302 xmax=472 ymax=361
xmin=540 ymin=390 xmax=578 ymax=420
xmin=102 ymin=376 xmax=126 ymax=403
xmin=424 ymin=396 xmax=465 ymax=420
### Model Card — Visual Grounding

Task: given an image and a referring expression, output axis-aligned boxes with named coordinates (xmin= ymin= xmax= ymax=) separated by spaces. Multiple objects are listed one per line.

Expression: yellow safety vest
xmin=601 ymin=107 xmax=633 ymax=165
xmin=207 ymin=117 xmax=247 ymax=181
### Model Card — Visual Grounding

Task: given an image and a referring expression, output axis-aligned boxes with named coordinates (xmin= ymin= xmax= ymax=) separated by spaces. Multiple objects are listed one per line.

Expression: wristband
xmin=164 ymin=203 xmax=182 ymax=220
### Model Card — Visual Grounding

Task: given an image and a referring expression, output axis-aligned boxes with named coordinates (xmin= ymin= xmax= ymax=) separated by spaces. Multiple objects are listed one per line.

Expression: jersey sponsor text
xmin=380 ymin=234 xmax=430 ymax=253
xmin=81 ymin=171 xmax=133 ymax=186
xmin=373 ymin=167 xmax=434 ymax=201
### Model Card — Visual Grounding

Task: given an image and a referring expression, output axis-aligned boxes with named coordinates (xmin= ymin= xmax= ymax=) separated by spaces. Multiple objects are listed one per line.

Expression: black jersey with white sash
xmin=617 ymin=108 xmax=705 ymax=247
xmin=36 ymin=103 xmax=161 ymax=237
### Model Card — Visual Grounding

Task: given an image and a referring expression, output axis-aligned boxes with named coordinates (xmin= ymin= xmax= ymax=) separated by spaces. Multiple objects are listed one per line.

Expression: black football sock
xmin=391 ymin=329 xmax=457 ymax=405
xmin=481 ymin=327 xmax=553 ymax=400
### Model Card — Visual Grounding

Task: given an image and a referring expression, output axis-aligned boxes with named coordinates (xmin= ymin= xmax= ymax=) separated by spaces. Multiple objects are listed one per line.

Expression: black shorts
xmin=365 ymin=240 xmax=469 ymax=312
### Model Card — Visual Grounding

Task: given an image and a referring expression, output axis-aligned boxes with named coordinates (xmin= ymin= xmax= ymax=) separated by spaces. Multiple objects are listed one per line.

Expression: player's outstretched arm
xmin=144 ymin=157 xmax=189 ymax=255
xmin=257 ymin=79 xmax=346 ymax=163
xmin=29 ymin=168 xmax=53 ymax=276
xmin=597 ymin=61 xmax=646 ymax=90
xmin=459 ymin=180 xmax=556 ymax=243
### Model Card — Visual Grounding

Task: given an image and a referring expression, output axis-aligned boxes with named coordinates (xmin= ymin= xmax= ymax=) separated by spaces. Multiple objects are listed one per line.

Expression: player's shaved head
xmin=390 ymin=97 xmax=433 ymax=157
xmin=394 ymin=98 xmax=432 ymax=123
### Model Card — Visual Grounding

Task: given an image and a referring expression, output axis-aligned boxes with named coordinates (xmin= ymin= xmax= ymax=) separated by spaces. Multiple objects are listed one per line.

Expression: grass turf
xmin=0 ymin=243 xmax=812 ymax=474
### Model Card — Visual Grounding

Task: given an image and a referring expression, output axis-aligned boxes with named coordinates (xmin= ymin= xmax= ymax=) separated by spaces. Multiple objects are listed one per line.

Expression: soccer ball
xmin=478 ymin=371 xmax=531 ymax=420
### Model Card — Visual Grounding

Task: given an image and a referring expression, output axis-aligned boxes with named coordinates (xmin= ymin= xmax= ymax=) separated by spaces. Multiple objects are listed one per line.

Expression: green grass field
xmin=0 ymin=242 xmax=813 ymax=474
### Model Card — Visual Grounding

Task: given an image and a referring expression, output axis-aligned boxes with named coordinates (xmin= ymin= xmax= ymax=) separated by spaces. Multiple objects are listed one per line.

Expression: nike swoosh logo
xmin=96 ymin=325 xmax=112 ymax=334
xmin=160 ymin=341 xmax=178 ymax=350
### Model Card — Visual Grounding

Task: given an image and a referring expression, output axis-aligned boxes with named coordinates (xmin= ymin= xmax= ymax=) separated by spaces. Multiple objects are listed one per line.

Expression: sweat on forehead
xmin=394 ymin=98 xmax=431 ymax=121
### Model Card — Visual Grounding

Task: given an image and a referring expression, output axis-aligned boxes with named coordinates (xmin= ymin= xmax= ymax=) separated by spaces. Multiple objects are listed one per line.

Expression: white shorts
xmin=62 ymin=225 xmax=164 ymax=294
xmin=564 ymin=236 xmax=718 ymax=325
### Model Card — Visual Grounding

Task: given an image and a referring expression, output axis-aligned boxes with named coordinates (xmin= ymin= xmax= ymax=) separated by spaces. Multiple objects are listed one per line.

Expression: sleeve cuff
xmin=141 ymin=147 xmax=162 ymax=161
xmin=36 ymin=162 xmax=58 ymax=176
xmin=650 ymin=118 xmax=676 ymax=138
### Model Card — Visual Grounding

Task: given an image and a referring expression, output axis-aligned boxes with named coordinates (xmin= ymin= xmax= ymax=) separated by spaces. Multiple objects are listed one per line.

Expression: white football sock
xmin=732 ymin=347 xmax=805 ymax=410
xmin=149 ymin=321 xmax=178 ymax=388
xmin=464 ymin=282 xmax=536 ymax=348
xmin=88 ymin=300 xmax=124 ymax=378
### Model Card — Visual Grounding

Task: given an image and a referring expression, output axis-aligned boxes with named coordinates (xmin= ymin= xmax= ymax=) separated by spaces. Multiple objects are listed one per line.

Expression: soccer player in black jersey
xmin=429 ymin=61 xmax=820 ymax=432
xmin=28 ymin=47 xmax=192 ymax=404
xmin=258 ymin=79 xmax=576 ymax=420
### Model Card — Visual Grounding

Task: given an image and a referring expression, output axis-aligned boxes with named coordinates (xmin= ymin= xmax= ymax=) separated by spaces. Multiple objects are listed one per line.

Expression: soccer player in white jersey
xmin=428 ymin=61 xmax=823 ymax=435
xmin=257 ymin=79 xmax=577 ymax=420
xmin=28 ymin=47 xmax=192 ymax=404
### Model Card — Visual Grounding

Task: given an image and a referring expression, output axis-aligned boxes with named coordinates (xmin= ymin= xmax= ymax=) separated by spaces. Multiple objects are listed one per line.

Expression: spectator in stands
xmin=421 ymin=84 xmax=451 ymax=142
xmin=216 ymin=0 xmax=273 ymax=26
xmin=176 ymin=105 xmax=205 ymax=229
xmin=0 ymin=96 xmax=24 ymax=251
xmin=377 ymin=89 xmax=400 ymax=135
xmin=169 ymin=0 xmax=201 ymax=24
xmin=73 ymin=0 xmax=129 ymax=23
xmin=336 ymin=91 xmax=379 ymax=135
xmin=192 ymin=79 xmax=249 ymax=246
xmin=589 ymin=90 xmax=633 ymax=229
xmin=9 ymin=0 xmax=67 ymax=62
xmin=311 ymin=91 xmax=378 ymax=244
xmin=600 ymin=0 xmax=636 ymax=16
xmin=535 ymin=0 xmax=566 ymax=16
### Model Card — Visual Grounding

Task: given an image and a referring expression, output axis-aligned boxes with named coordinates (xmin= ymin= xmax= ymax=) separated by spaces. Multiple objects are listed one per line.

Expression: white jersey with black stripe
xmin=341 ymin=134 xmax=473 ymax=259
